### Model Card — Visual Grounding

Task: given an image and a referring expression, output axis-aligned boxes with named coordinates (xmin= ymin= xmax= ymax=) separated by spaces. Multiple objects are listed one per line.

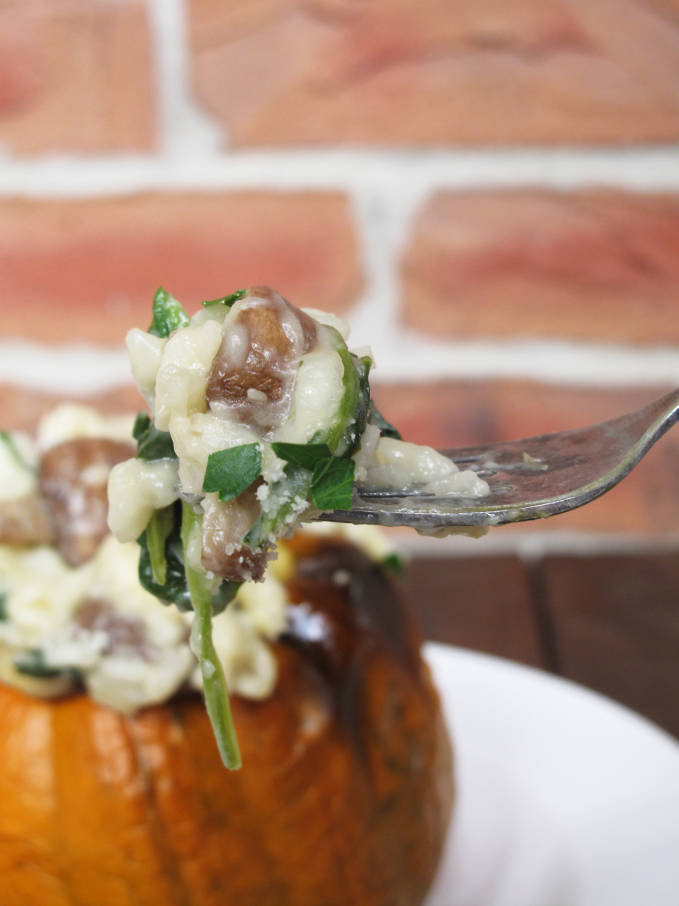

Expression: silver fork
xmin=324 ymin=388 xmax=679 ymax=530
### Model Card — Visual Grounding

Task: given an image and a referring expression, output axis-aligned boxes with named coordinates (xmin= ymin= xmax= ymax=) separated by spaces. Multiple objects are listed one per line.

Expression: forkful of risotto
xmin=107 ymin=285 xmax=488 ymax=589
xmin=104 ymin=286 xmax=488 ymax=767
xmin=106 ymin=285 xmax=678 ymax=768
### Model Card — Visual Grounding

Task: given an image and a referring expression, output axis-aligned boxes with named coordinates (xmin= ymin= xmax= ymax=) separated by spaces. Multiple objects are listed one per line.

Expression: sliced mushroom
xmin=201 ymin=486 xmax=270 ymax=582
xmin=39 ymin=438 xmax=134 ymax=567
xmin=0 ymin=495 xmax=54 ymax=546
xmin=206 ymin=287 xmax=317 ymax=435
xmin=74 ymin=598 xmax=157 ymax=659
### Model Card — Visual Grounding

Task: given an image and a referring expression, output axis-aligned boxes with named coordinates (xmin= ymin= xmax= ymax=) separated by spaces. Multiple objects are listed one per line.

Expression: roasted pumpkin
xmin=0 ymin=536 xmax=453 ymax=906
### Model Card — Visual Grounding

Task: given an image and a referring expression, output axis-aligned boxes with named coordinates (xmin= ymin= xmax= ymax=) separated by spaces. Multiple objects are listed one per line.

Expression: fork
xmin=323 ymin=388 xmax=679 ymax=531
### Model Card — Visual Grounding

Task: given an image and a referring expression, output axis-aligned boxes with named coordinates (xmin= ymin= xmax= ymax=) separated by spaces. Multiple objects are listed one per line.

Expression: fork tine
xmin=319 ymin=388 xmax=679 ymax=529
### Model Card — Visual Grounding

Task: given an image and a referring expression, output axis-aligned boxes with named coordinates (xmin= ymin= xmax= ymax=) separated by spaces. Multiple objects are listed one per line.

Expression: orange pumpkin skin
xmin=0 ymin=539 xmax=453 ymax=906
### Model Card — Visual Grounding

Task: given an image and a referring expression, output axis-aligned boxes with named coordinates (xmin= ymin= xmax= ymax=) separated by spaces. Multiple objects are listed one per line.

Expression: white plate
xmin=423 ymin=643 xmax=679 ymax=906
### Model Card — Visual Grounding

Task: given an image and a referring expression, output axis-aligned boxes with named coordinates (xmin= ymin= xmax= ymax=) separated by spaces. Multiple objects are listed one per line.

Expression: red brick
xmin=0 ymin=384 xmax=140 ymax=434
xmin=372 ymin=379 xmax=679 ymax=535
xmin=401 ymin=190 xmax=679 ymax=345
xmin=0 ymin=0 xmax=155 ymax=154
xmin=189 ymin=0 xmax=679 ymax=147
xmin=0 ymin=193 xmax=362 ymax=345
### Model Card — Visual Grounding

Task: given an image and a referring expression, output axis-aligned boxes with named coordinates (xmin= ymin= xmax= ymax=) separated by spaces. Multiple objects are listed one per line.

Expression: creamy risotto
xmin=2 ymin=286 xmax=487 ymax=769
xmin=108 ymin=286 xmax=488 ymax=585
xmin=0 ymin=405 xmax=397 ymax=716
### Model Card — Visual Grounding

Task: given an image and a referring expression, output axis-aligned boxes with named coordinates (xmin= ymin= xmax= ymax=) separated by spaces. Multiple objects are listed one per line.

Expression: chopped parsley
xmin=202 ymin=289 xmax=247 ymax=308
xmin=203 ymin=444 xmax=262 ymax=502
xmin=381 ymin=552 xmax=406 ymax=576
xmin=148 ymin=286 xmax=190 ymax=338
xmin=270 ymin=442 xmax=332 ymax=471
xmin=311 ymin=456 xmax=355 ymax=510
xmin=271 ymin=441 xmax=355 ymax=511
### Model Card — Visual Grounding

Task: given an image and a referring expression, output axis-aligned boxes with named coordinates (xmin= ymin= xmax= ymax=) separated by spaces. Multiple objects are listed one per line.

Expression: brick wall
xmin=3 ymin=0 xmax=679 ymax=733
xmin=2 ymin=0 xmax=679 ymax=545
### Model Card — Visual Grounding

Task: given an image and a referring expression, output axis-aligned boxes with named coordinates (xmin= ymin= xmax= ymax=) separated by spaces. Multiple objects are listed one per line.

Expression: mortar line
xmin=2 ymin=147 xmax=679 ymax=197
xmin=1 ymin=338 xmax=678 ymax=393
xmin=145 ymin=0 xmax=222 ymax=156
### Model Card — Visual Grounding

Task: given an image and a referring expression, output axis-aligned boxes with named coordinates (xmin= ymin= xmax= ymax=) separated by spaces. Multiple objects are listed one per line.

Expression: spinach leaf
xmin=270 ymin=442 xmax=331 ymax=471
xmin=311 ymin=456 xmax=355 ymax=510
xmin=14 ymin=649 xmax=81 ymax=681
xmin=245 ymin=465 xmax=312 ymax=549
xmin=368 ymin=401 xmax=402 ymax=440
xmin=381 ymin=552 xmax=405 ymax=576
xmin=148 ymin=286 xmax=190 ymax=338
xmin=181 ymin=501 xmax=242 ymax=770
xmin=325 ymin=346 xmax=362 ymax=455
xmin=146 ymin=506 xmax=173 ymax=585
xmin=202 ymin=289 xmax=247 ymax=308
xmin=133 ymin=412 xmax=176 ymax=461
xmin=336 ymin=348 xmax=401 ymax=442
xmin=203 ymin=444 xmax=262 ymax=502
xmin=0 ymin=592 xmax=7 ymax=621
xmin=350 ymin=354 xmax=373 ymax=449
xmin=210 ymin=579 xmax=242 ymax=614
xmin=261 ymin=442 xmax=356 ymax=524
xmin=137 ymin=502 xmax=239 ymax=615
xmin=138 ymin=510 xmax=192 ymax=611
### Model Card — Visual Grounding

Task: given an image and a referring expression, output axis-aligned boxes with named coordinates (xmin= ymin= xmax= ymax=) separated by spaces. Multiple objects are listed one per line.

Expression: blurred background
xmin=1 ymin=0 xmax=678 ymax=736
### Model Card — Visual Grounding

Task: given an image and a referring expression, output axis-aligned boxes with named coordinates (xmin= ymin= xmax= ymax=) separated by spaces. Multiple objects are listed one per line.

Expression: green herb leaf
xmin=146 ymin=506 xmax=173 ymax=585
xmin=148 ymin=286 xmax=190 ymax=338
xmin=181 ymin=502 xmax=242 ymax=770
xmin=350 ymin=354 xmax=373 ymax=447
xmin=381 ymin=552 xmax=405 ymax=576
xmin=137 ymin=502 xmax=239 ymax=615
xmin=270 ymin=442 xmax=331 ymax=471
xmin=14 ymin=649 xmax=81 ymax=681
xmin=202 ymin=289 xmax=247 ymax=308
xmin=327 ymin=347 xmax=373 ymax=457
xmin=203 ymin=444 xmax=262 ymax=502
xmin=0 ymin=592 xmax=7 ymax=621
xmin=247 ymin=450 xmax=355 ymax=539
xmin=133 ymin=413 xmax=176 ymax=461
xmin=138 ymin=510 xmax=193 ymax=611
xmin=132 ymin=412 xmax=150 ymax=441
xmin=0 ymin=431 xmax=32 ymax=472
xmin=368 ymin=401 xmax=402 ymax=440
xmin=244 ymin=465 xmax=312 ymax=549
xmin=311 ymin=456 xmax=355 ymax=510
xmin=325 ymin=345 xmax=360 ymax=455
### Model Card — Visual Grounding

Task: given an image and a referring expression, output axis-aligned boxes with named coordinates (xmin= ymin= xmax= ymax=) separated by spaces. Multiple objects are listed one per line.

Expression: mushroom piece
xmin=0 ymin=495 xmax=54 ymax=546
xmin=39 ymin=438 xmax=135 ymax=567
xmin=206 ymin=287 xmax=318 ymax=435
